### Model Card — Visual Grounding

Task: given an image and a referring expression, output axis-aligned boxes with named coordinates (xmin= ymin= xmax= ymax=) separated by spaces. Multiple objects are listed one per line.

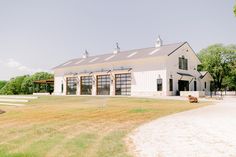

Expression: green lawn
xmin=0 ymin=96 xmax=209 ymax=157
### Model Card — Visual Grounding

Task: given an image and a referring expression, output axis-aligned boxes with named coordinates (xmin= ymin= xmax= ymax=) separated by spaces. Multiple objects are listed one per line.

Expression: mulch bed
xmin=0 ymin=109 xmax=6 ymax=114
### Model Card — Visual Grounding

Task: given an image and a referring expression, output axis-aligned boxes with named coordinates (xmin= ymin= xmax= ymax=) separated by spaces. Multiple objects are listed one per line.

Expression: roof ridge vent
xmin=82 ymin=50 xmax=89 ymax=58
xmin=113 ymin=42 xmax=120 ymax=54
xmin=155 ymin=35 xmax=163 ymax=48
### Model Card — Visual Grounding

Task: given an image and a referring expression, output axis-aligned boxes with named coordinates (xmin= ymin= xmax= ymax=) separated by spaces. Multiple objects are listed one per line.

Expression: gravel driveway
xmin=129 ymin=97 xmax=236 ymax=157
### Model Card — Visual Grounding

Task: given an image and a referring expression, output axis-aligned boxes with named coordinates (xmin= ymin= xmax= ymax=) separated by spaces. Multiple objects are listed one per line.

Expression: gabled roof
xmin=199 ymin=71 xmax=209 ymax=79
xmin=53 ymin=42 xmax=186 ymax=69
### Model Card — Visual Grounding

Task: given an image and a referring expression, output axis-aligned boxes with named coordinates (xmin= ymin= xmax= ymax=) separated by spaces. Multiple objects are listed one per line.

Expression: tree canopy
xmin=234 ymin=4 xmax=236 ymax=16
xmin=0 ymin=81 xmax=7 ymax=90
xmin=0 ymin=72 xmax=53 ymax=95
xmin=198 ymin=44 xmax=236 ymax=91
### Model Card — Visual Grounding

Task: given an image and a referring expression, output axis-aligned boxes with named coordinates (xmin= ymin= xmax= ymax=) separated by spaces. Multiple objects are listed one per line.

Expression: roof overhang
xmin=63 ymin=68 xmax=132 ymax=77
xmin=177 ymin=72 xmax=195 ymax=81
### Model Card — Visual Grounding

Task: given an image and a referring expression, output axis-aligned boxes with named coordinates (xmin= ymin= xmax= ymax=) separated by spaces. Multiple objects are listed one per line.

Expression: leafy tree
xmin=234 ymin=4 xmax=236 ymax=16
xmin=0 ymin=76 xmax=28 ymax=95
xmin=0 ymin=81 xmax=7 ymax=90
xmin=21 ymin=76 xmax=33 ymax=94
xmin=223 ymin=45 xmax=236 ymax=90
xmin=21 ymin=72 xmax=53 ymax=94
xmin=198 ymin=44 xmax=236 ymax=91
xmin=0 ymin=72 xmax=53 ymax=95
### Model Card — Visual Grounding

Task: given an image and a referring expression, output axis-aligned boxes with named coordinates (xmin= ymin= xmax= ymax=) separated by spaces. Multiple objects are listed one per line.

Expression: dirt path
xmin=129 ymin=97 xmax=236 ymax=157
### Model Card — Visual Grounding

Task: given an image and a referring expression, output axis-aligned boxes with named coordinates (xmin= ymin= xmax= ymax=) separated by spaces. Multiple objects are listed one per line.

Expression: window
xmin=75 ymin=59 xmax=84 ymax=65
xmin=97 ymin=75 xmax=110 ymax=95
xmin=66 ymin=77 xmax=77 ymax=95
xmin=179 ymin=56 xmax=188 ymax=70
xmin=194 ymin=81 xmax=197 ymax=91
xmin=157 ymin=79 xmax=162 ymax=91
xmin=81 ymin=76 xmax=92 ymax=95
xmin=205 ymin=82 xmax=207 ymax=88
xmin=104 ymin=55 xmax=115 ymax=61
xmin=63 ymin=61 xmax=72 ymax=66
xmin=61 ymin=83 xmax=64 ymax=93
xmin=115 ymin=73 xmax=131 ymax=96
xmin=127 ymin=52 xmax=137 ymax=58
xmin=89 ymin=57 xmax=99 ymax=63
xmin=169 ymin=79 xmax=173 ymax=91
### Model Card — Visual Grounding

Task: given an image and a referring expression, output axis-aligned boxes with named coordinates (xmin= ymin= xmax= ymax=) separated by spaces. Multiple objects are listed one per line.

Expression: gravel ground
xmin=129 ymin=97 xmax=236 ymax=157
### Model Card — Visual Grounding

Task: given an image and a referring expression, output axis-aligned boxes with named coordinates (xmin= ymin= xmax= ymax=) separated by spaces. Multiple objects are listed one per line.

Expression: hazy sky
xmin=0 ymin=0 xmax=235 ymax=80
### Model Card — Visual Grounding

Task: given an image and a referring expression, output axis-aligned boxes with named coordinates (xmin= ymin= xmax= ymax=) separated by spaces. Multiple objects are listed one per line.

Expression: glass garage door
xmin=97 ymin=75 xmax=110 ymax=95
xmin=115 ymin=73 xmax=131 ymax=96
xmin=80 ymin=76 xmax=92 ymax=95
xmin=66 ymin=77 xmax=77 ymax=95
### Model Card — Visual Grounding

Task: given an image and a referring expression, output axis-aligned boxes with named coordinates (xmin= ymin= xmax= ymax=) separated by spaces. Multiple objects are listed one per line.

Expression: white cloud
xmin=1 ymin=58 xmax=48 ymax=74
xmin=7 ymin=58 xmax=21 ymax=68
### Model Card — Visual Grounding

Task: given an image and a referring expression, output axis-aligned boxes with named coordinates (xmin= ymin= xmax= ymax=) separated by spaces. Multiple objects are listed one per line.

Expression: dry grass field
xmin=0 ymin=96 xmax=209 ymax=157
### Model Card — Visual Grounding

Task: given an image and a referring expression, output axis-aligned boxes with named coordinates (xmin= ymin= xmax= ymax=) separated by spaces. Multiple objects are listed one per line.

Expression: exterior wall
xmin=53 ymin=42 xmax=211 ymax=97
xmin=131 ymin=70 xmax=167 ymax=96
xmin=53 ymin=56 xmax=169 ymax=96
xmin=166 ymin=43 xmax=202 ymax=95
xmin=53 ymin=76 xmax=65 ymax=95
xmin=200 ymin=73 xmax=213 ymax=95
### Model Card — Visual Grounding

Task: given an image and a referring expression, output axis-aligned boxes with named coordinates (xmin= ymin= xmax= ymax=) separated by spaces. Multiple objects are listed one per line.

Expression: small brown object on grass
xmin=188 ymin=95 xmax=198 ymax=103
xmin=0 ymin=109 xmax=6 ymax=114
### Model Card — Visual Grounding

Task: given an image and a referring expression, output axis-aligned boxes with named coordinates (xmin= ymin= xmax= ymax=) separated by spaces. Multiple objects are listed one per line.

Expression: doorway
xmin=178 ymin=80 xmax=189 ymax=91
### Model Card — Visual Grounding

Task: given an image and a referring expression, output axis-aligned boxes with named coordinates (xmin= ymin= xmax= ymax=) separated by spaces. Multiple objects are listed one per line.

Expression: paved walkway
xmin=129 ymin=97 xmax=236 ymax=157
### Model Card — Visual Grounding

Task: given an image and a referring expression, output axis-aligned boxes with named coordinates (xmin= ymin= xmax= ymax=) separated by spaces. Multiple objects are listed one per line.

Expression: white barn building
xmin=53 ymin=37 xmax=213 ymax=97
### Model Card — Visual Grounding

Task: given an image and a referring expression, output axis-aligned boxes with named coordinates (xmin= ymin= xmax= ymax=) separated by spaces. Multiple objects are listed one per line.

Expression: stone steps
xmin=0 ymin=99 xmax=29 ymax=103
xmin=0 ymin=103 xmax=25 ymax=107
xmin=0 ymin=95 xmax=38 ymax=107
xmin=0 ymin=96 xmax=38 ymax=99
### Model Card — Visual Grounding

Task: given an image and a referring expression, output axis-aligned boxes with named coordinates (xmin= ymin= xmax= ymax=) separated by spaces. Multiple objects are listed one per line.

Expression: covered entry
xmin=33 ymin=79 xmax=54 ymax=94
xmin=177 ymin=72 xmax=195 ymax=95
xmin=178 ymin=80 xmax=189 ymax=91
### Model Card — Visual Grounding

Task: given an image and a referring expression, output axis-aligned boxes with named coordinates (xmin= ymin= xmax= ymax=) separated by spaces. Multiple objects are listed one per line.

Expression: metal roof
xmin=54 ymin=42 xmax=186 ymax=69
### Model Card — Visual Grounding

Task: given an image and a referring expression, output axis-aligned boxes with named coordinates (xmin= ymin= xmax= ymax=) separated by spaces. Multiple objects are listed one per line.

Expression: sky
xmin=0 ymin=0 xmax=235 ymax=80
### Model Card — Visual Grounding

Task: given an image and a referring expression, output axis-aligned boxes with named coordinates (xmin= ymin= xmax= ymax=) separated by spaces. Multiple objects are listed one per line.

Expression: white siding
xmin=166 ymin=43 xmax=202 ymax=95
xmin=132 ymin=70 xmax=167 ymax=96
xmin=53 ymin=42 xmax=212 ymax=97
xmin=53 ymin=76 xmax=65 ymax=95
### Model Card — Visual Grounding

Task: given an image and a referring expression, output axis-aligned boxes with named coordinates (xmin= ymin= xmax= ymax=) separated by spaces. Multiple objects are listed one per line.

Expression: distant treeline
xmin=0 ymin=72 xmax=53 ymax=95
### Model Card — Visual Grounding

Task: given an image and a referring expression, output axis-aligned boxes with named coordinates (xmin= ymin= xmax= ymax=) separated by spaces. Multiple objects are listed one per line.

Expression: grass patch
xmin=0 ymin=96 xmax=210 ymax=157
xmin=129 ymin=108 xmax=153 ymax=113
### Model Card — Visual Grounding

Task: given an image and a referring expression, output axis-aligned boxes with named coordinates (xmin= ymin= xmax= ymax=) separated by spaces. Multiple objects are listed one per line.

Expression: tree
xmin=0 ymin=76 xmax=28 ymax=95
xmin=21 ymin=72 xmax=53 ymax=94
xmin=0 ymin=81 xmax=7 ymax=90
xmin=0 ymin=72 xmax=54 ymax=95
xmin=198 ymin=44 xmax=236 ymax=91
xmin=234 ymin=4 xmax=236 ymax=16
xmin=223 ymin=45 xmax=236 ymax=90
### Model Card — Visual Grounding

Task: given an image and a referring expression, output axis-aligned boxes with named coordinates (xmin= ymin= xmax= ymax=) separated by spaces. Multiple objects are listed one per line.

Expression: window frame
xmin=169 ymin=79 xmax=173 ymax=91
xmin=96 ymin=75 xmax=111 ymax=95
xmin=80 ymin=76 xmax=93 ymax=95
xmin=115 ymin=73 xmax=131 ymax=96
xmin=66 ymin=77 xmax=77 ymax=95
xmin=179 ymin=56 xmax=188 ymax=70
xmin=157 ymin=79 xmax=163 ymax=91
